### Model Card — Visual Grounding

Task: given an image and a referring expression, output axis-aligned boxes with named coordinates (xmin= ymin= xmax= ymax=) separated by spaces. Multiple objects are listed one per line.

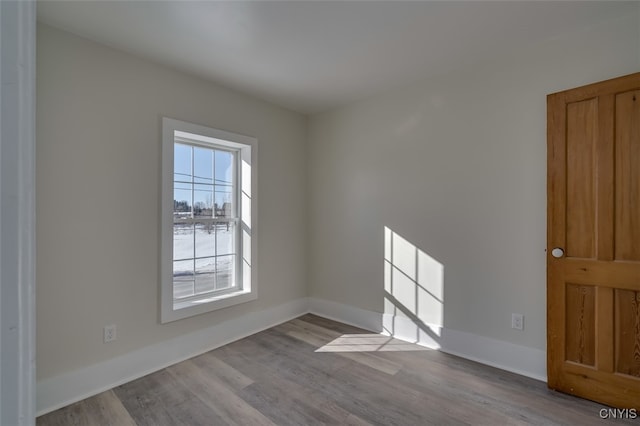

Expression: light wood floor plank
xmin=190 ymin=352 xmax=254 ymax=391
xmin=81 ymin=390 xmax=137 ymax=426
xmin=114 ymin=369 xmax=227 ymax=426
xmin=36 ymin=401 xmax=92 ymax=426
xmin=166 ymin=359 xmax=275 ymax=426
xmin=215 ymin=334 xmax=367 ymax=425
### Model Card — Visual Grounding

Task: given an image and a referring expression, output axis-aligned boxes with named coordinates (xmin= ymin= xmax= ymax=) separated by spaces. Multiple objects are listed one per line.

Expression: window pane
xmin=173 ymin=259 xmax=194 ymax=299
xmin=195 ymin=257 xmax=216 ymax=294
xmin=216 ymin=221 xmax=235 ymax=256
xmin=216 ymin=255 xmax=235 ymax=290
xmin=193 ymin=184 xmax=213 ymax=217
xmin=243 ymin=258 xmax=251 ymax=289
xmin=241 ymin=192 xmax=251 ymax=228
xmin=174 ymin=143 xmax=192 ymax=182
xmin=242 ymin=229 xmax=251 ymax=265
xmin=215 ymin=191 xmax=233 ymax=218
xmin=173 ymin=223 xmax=194 ymax=261
xmin=215 ymin=150 xmax=233 ymax=186
xmin=173 ymin=280 xmax=195 ymax=300
xmin=195 ymin=222 xmax=215 ymax=258
xmin=193 ymin=147 xmax=213 ymax=184
xmin=174 ymin=182 xmax=192 ymax=218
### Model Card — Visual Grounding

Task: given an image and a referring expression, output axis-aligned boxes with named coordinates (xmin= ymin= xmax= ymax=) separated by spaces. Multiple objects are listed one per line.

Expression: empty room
xmin=1 ymin=1 xmax=639 ymax=425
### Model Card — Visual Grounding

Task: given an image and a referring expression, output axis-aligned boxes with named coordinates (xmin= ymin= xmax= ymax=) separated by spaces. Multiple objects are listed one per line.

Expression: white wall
xmin=36 ymin=24 xmax=307 ymax=382
xmin=308 ymin=11 xmax=639 ymax=353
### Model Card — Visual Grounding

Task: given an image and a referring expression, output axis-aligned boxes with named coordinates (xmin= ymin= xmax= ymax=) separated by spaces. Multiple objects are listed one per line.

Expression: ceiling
xmin=37 ymin=1 xmax=636 ymax=114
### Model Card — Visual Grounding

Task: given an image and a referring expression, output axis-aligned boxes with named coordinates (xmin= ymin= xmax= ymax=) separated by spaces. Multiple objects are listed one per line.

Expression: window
xmin=161 ymin=118 xmax=257 ymax=323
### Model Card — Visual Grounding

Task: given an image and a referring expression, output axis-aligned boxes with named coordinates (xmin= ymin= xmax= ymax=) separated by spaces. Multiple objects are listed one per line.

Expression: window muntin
xmin=161 ymin=118 xmax=257 ymax=323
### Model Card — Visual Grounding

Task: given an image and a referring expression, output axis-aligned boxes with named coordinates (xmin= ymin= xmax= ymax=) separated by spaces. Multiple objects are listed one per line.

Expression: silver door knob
xmin=551 ymin=248 xmax=564 ymax=258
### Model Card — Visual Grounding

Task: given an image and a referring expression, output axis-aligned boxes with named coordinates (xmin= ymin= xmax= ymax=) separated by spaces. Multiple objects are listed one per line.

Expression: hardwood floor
xmin=37 ymin=314 xmax=637 ymax=425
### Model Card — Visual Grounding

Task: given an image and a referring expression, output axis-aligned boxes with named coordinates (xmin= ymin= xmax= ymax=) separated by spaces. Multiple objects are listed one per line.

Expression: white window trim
xmin=161 ymin=118 xmax=258 ymax=323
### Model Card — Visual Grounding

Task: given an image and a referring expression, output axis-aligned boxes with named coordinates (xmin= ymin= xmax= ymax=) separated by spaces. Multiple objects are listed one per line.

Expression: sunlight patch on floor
xmin=315 ymin=333 xmax=428 ymax=352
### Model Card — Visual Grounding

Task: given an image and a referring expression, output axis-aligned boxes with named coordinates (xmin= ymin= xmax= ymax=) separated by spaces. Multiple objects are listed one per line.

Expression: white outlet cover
xmin=104 ymin=324 xmax=117 ymax=342
xmin=511 ymin=314 xmax=524 ymax=330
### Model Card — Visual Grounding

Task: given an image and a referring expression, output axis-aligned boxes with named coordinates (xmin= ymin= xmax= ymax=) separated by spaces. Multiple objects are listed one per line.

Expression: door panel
xmin=615 ymin=289 xmax=640 ymax=378
xmin=615 ymin=90 xmax=640 ymax=261
xmin=548 ymin=72 xmax=640 ymax=409
xmin=566 ymin=99 xmax=597 ymax=260
xmin=565 ymin=284 xmax=595 ymax=366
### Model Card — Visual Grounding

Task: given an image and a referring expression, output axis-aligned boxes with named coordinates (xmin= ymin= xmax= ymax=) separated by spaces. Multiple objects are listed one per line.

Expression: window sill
xmin=161 ymin=289 xmax=257 ymax=323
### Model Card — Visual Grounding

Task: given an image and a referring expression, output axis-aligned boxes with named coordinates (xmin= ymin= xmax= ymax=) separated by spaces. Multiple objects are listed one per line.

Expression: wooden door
xmin=548 ymin=72 xmax=640 ymax=409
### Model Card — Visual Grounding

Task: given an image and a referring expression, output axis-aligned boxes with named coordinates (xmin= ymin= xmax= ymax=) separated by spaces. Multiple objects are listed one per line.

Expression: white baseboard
xmin=310 ymin=297 xmax=547 ymax=382
xmin=37 ymin=296 xmax=546 ymax=416
xmin=308 ymin=297 xmax=384 ymax=333
xmin=36 ymin=298 xmax=309 ymax=416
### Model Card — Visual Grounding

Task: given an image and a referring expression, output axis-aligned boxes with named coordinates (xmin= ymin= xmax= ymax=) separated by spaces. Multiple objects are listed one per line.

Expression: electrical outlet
xmin=104 ymin=324 xmax=117 ymax=343
xmin=511 ymin=314 xmax=524 ymax=331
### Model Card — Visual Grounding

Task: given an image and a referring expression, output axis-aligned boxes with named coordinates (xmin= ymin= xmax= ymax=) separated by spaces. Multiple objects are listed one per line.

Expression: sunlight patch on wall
xmin=384 ymin=226 xmax=444 ymax=343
